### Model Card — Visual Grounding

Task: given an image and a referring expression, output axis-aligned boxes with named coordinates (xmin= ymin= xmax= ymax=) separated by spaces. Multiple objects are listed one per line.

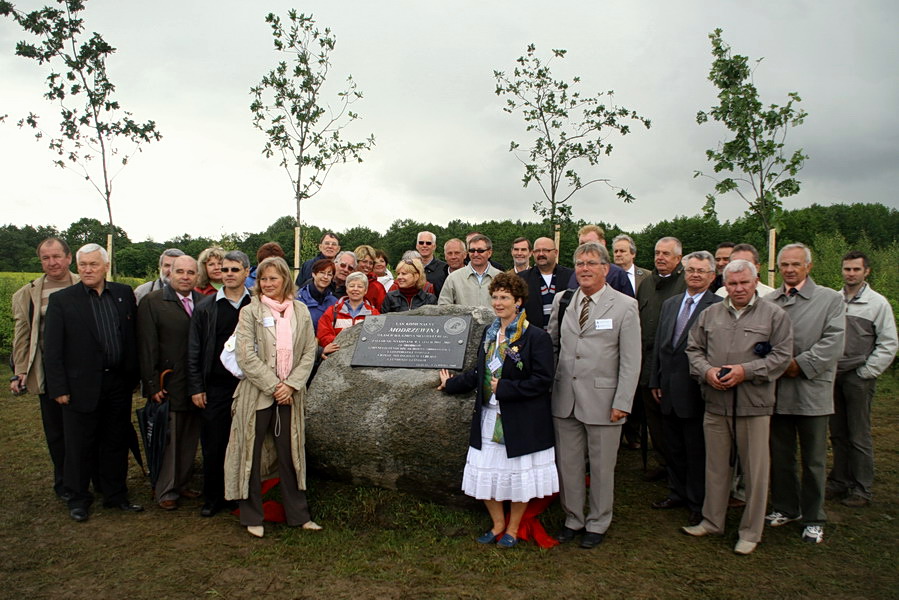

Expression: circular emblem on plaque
xmin=444 ymin=317 xmax=466 ymax=335
xmin=363 ymin=315 xmax=386 ymax=333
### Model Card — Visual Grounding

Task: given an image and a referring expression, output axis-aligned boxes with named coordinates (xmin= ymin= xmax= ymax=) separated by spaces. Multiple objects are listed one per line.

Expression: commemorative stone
xmin=305 ymin=304 xmax=495 ymax=502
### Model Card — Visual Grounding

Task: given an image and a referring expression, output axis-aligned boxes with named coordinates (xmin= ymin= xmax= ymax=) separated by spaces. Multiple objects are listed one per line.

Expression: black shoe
xmin=69 ymin=508 xmax=89 ymax=522
xmin=688 ymin=511 xmax=703 ymax=526
xmin=200 ymin=502 xmax=221 ymax=518
xmin=642 ymin=467 xmax=667 ymax=482
xmin=108 ymin=502 xmax=144 ymax=513
xmin=651 ymin=496 xmax=685 ymax=510
xmin=580 ymin=532 xmax=605 ymax=549
xmin=57 ymin=490 xmax=74 ymax=503
xmin=554 ymin=526 xmax=583 ymax=544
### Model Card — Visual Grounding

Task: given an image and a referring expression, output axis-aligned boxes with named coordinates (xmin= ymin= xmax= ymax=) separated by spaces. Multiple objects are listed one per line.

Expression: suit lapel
xmin=674 ymin=291 xmax=714 ymax=349
xmin=73 ymin=283 xmax=104 ymax=348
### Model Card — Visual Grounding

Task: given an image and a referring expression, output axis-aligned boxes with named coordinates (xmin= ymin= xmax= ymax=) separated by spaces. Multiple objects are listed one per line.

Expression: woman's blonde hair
xmin=394 ymin=257 xmax=426 ymax=290
xmin=197 ymin=246 xmax=226 ymax=288
xmin=254 ymin=256 xmax=297 ymax=301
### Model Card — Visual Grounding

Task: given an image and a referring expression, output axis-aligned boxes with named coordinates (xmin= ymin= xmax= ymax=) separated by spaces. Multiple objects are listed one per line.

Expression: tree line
xmin=1 ymin=202 xmax=896 ymax=280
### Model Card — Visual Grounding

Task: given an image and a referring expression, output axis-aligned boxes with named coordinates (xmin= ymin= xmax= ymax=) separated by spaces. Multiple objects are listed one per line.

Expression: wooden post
xmin=767 ymin=228 xmax=777 ymax=288
xmin=106 ymin=233 xmax=114 ymax=280
xmin=294 ymin=226 xmax=301 ymax=279
xmin=553 ymin=222 xmax=561 ymax=255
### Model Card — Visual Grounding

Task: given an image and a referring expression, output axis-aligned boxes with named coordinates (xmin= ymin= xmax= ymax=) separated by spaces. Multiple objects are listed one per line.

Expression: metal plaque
xmin=350 ymin=315 xmax=472 ymax=369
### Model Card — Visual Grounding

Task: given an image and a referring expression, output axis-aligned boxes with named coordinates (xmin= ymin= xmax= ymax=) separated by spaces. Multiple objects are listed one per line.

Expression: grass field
xmin=0 ymin=365 xmax=896 ymax=600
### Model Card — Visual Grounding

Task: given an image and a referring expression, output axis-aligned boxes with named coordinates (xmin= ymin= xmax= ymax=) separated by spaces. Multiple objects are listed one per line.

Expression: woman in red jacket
xmin=317 ymin=271 xmax=380 ymax=358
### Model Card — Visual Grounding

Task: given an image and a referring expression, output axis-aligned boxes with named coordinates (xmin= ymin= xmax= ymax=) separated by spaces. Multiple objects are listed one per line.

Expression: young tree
xmin=1 ymin=0 xmax=162 ymax=275
xmin=494 ymin=44 xmax=650 ymax=245
xmin=695 ymin=28 xmax=808 ymax=284
xmin=250 ymin=10 xmax=375 ymax=276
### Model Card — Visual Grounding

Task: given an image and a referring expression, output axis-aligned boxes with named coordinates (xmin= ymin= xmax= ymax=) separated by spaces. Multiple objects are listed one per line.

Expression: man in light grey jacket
xmin=765 ymin=243 xmax=845 ymax=545
xmin=827 ymin=250 xmax=897 ymax=507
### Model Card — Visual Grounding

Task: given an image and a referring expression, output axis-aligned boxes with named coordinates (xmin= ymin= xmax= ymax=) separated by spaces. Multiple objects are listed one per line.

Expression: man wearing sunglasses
xmin=187 ymin=250 xmax=252 ymax=517
xmin=417 ymin=231 xmax=447 ymax=296
xmin=438 ymin=235 xmax=502 ymax=308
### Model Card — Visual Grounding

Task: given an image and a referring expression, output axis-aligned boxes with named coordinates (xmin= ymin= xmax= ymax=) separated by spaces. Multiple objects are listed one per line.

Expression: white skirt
xmin=461 ymin=407 xmax=559 ymax=503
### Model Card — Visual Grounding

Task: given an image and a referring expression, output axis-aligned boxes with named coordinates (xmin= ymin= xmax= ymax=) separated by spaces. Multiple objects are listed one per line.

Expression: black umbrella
xmin=135 ymin=370 xmax=172 ymax=488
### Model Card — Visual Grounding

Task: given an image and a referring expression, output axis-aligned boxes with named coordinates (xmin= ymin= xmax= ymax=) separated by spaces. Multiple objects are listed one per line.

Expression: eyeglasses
xmin=417 ymin=240 xmax=433 ymax=246
xmin=684 ymin=268 xmax=713 ymax=275
xmin=468 ymin=248 xmax=489 ymax=254
xmin=533 ymin=248 xmax=556 ymax=254
xmin=402 ymin=259 xmax=422 ymax=272
xmin=220 ymin=267 xmax=244 ymax=273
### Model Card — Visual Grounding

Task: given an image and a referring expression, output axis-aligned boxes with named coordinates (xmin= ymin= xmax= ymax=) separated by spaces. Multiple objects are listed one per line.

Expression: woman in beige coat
xmin=224 ymin=256 xmax=321 ymax=538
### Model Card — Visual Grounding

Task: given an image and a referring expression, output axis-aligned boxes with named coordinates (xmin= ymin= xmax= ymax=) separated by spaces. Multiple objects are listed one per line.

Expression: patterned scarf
xmin=482 ymin=310 xmax=528 ymax=396
xmin=260 ymin=294 xmax=294 ymax=380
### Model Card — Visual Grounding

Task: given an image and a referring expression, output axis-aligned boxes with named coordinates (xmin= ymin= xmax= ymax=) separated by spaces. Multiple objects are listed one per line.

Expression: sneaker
xmin=802 ymin=524 xmax=824 ymax=544
xmin=765 ymin=511 xmax=802 ymax=527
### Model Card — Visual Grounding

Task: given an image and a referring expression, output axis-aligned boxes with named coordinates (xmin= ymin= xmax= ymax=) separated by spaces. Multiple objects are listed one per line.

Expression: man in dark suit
xmin=417 ymin=231 xmax=448 ymax=296
xmin=636 ymin=236 xmax=686 ymax=480
xmin=138 ymin=254 xmax=204 ymax=510
xmin=612 ymin=234 xmax=649 ymax=295
xmin=566 ymin=225 xmax=634 ymax=298
xmin=518 ymin=237 xmax=574 ymax=330
xmin=44 ymin=243 xmax=143 ymax=522
xmin=649 ymin=251 xmax=722 ymax=525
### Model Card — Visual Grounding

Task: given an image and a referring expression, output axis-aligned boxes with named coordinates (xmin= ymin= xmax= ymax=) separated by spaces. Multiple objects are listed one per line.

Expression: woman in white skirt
xmin=438 ymin=272 xmax=558 ymax=548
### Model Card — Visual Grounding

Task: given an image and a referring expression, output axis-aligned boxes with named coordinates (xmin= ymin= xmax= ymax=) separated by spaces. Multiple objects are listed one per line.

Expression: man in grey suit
xmin=649 ymin=251 xmax=722 ymax=525
xmin=548 ymin=242 xmax=641 ymax=549
xmin=765 ymin=243 xmax=845 ymax=545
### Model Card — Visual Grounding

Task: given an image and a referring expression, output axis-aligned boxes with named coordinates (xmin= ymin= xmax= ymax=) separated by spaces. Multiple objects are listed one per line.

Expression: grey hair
xmin=334 ymin=250 xmax=357 ymax=266
xmin=777 ymin=242 xmax=812 ymax=265
xmin=682 ymin=250 xmax=715 ymax=273
xmin=612 ymin=234 xmax=636 ymax=255
xmin=723 ymin=259 xmax=758 ymax=280
xmin=402 ymin=250 xmax=422 ymax=261
xmin=655 ymin=236 xmax=683 ymax=256
xmin=574 ymin=242 xmax=610 ymax=265
xmin=76 ymin=243 xmax=109 ymax=264
xmin=417 ymin=231 xmax=437 ymax=244
xmin=224 ymin=250 xmax=250 ymax=269
xmin=345 ymin=271 xmax=369 ymax=289
xmin=158 ymin=248 xmax=185 ymax=267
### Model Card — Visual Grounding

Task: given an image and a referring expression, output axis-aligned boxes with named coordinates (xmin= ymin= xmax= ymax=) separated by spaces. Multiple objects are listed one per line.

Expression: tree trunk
xmin=553 ymin=221 xmax=561 ymax=253
xmin=767 ymin=228 xmax=776 ymax=288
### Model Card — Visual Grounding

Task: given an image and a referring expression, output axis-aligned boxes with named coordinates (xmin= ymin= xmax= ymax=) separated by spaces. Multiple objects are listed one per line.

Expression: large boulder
xmin=305 ymin=304 xmax=495 ymax=502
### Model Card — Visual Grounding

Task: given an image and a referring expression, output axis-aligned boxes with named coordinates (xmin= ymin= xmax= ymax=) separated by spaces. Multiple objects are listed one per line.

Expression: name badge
xmin=488 ymin=356 xmax=503 ymax=373
xmin=262 ymin=316 xmax=275 ymax=328
xmin=595 ymin=318 xmax=613 ymax=330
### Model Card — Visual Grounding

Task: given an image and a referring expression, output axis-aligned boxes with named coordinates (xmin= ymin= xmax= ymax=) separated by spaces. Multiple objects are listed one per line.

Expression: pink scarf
xmin=260 ymin=295 xmax=294 ymax=380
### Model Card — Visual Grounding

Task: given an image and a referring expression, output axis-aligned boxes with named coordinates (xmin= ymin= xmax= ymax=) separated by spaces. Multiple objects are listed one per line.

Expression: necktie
xmin=578 ymin=296 xmax=591 ymax=330
xmin=181 ymin=296 xmax=193 ymax=316
xmin=672 ymin=296 xmax=694 ymax=343
xmin=788 ymin=287 xmax=798 ymax=297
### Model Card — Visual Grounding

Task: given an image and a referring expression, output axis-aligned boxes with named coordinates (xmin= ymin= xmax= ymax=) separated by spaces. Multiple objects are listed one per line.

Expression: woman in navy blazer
xmin=439 ymin=272 xmax=558 ymax=548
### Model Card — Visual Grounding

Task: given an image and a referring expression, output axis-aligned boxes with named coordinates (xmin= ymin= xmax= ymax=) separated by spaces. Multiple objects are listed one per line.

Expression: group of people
xmin=9 ymin=225 xmax=896 ymax=553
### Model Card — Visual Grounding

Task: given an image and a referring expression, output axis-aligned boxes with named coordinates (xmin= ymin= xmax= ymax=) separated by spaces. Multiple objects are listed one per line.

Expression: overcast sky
xmin=2 ymin=0 xmax=897 ymax=243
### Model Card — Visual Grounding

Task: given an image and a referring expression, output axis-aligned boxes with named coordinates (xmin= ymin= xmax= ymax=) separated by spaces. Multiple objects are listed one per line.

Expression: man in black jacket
xmin=518 ymin=237 xmax=573 ymax=330
xmin=44 ymin=243 xmax=143 ymax=522
xmin=636 ymin=236 xmax=686 ymax=481
xmin=187 ymin=250 xmax=252 ymax=517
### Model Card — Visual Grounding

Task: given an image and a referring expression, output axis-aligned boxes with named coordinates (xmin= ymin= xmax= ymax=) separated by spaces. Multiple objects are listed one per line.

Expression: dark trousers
xmin=770 ymin=413 xmax=829 ymax=525
xmin=661 ymin=410 xmax=705 ymax=512
xmin=828 ymin=371 xmax=876 ymax=499
xmin=640 ymin=386 xmax=667 ymax=468
xmin=239 ymin=404 xmax=310 ymax=527
xmin=201 ymin=383 xmax=236 ymax=504
xmin=39 ymin=392 xmax=66 ymax=497
xmin=61 ymin=371 xmax=133 ymax=510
